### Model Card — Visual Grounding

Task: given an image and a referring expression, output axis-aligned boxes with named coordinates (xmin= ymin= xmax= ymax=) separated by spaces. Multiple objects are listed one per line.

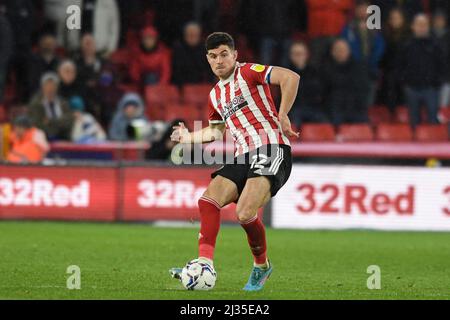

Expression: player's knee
xmin=199 ymin=193 xmax=221 ymax=209
xmin=236 ymin=205 xmax=257 ymax=223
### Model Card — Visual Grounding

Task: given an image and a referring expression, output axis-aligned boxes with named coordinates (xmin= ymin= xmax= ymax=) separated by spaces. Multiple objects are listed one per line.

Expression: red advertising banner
xmin=122 ymin=166 xmax=239 ymax=222
xmin=0 ymin=165 xmax=261 ymax=223
xmin=0 ymin=165 xmax=117 ymax=221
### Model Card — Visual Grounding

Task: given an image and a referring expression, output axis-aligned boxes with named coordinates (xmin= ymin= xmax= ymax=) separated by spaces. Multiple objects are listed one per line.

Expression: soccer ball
xmin=181 ymin=259 xmax=217 ymax=291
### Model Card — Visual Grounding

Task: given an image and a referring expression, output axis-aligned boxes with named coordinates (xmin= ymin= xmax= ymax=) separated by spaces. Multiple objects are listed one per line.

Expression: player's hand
xmin=170 ymin=122 xmax=190 ymax=143
xmin=279 ymin=113 xmax=299 ymax=138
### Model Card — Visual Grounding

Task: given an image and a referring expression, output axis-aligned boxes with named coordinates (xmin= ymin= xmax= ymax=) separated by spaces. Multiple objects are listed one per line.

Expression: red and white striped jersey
xmin=208 ymin=62 xmax=290 ymax=156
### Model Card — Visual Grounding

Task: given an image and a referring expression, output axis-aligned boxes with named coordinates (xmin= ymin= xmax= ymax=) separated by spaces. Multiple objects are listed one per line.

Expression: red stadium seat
xmin=375 ymin=123 xmax=413 ymax=142
xmin=165 ymin=104 xmax=202 ymax=128
xmin=145 ymin=103 xmax=165 ymax=120
xmin=299 ymin=123 xmax=336 ymax=142
xmin=337 ymin=124 xmax=374 ymax=142
xmin=438 ymin=107 xmax=450 ymax=123
xmin=368 ymin=105 xmax=391 ymax=125
xmin=415 ymin=124 xmax=449 ymax=142
xmin=145 ymin=85 xmax=180 ymax=108
xmin=182 ymin=84 xmax=212 ymax=107
xmin=394 ymin=105 xmax=409 ymax=123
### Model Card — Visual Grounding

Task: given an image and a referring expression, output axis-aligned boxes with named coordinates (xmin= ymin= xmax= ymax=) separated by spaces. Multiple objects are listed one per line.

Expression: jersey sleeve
xmin=241 ymin=63 xmax=273 ymax=85
xmin=208 ymin=95 xmax=225 ymax=124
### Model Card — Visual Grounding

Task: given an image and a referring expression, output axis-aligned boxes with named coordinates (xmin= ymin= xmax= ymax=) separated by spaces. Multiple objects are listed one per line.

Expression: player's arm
xmin=269 ymin=66 xmax=301 ymax=138
xmin=170 ymin=122 xmax=226 ymax=144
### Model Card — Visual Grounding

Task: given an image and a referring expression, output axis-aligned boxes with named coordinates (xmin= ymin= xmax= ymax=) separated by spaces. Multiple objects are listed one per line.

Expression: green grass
xmin=0 ymin=221 xmax=449 ymax=300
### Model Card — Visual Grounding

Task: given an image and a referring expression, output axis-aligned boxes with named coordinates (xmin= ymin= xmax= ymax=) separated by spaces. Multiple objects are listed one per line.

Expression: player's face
xmin=206 ymin=45 xmax=237 ymax=79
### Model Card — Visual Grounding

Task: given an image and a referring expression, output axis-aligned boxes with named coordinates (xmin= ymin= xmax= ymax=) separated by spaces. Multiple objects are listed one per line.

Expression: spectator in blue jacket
xmin=342 ymin=0 xmax=385 ymax=108
xmin=108 ymin=92 xmax=150 ymax=141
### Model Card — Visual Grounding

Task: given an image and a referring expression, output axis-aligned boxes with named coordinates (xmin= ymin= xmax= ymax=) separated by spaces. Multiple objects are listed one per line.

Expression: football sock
xmin=198 ymin=196 xmax=221 ymax=261
xmin=254 ymin=259 xmax=270 ymax=270
xmin=198 ymin=257 xmax=214 ymax=266
xmin=240 ymin=215 xmax=268 ymax=265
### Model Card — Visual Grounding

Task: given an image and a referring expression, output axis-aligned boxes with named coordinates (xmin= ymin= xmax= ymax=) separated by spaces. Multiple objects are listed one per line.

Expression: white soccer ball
xmin=181 ymin=259 xmax=217 ymax=291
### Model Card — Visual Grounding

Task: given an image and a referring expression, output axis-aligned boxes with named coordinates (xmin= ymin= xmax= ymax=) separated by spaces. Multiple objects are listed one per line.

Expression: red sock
xmin=198 ymin=196 xmax=221 ymax=261
xmin=240 ymin=215 xmax=267 ymax=265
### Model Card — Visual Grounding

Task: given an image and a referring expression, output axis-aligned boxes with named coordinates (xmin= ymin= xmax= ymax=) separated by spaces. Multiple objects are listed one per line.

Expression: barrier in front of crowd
xmin=1 ymin=163 xmax=449 ymax=231
xmin=0 ymin=163 xmax=243 ymax=223
xmin=272 ymin=164 xmax=450 ymax=231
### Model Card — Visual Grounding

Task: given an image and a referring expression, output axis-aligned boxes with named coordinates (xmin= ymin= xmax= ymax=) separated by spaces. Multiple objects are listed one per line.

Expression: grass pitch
xmin=0 ymin=221 xmax=449 ymax=300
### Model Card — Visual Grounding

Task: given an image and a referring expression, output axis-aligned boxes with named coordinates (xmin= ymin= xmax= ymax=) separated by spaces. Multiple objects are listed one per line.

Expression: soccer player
xmin=169 ymin=32 xmax=300 ymax=291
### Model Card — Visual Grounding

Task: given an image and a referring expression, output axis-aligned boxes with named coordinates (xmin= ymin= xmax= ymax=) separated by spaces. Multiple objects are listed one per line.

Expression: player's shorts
xmin=211 ymin=144 xmax=292 ymax=198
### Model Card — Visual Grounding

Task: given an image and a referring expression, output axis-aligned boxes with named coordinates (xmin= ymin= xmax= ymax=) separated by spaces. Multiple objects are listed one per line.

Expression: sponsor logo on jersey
xmin=250 ymin=64 xmax=266 ymax=73
xmin=222 ymin=94 xmax=248 ymax=120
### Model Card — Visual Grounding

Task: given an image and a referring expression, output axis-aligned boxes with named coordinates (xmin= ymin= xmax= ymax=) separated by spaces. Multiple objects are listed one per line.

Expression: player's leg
xmin=236 ymin=176 xmax=274 ymax=291
xmin=170 ymin=175 xmax=238 ymax=280
xmin=198 ymin=175 xmax=239 ymax=264
xmin=236 ymin=176 xmax=271 ymax=267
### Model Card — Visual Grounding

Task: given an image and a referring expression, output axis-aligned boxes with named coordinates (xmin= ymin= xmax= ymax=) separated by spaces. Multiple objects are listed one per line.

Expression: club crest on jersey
xmin=250 ymin=64 xmax=265 ymax=73
xmin=234 ymin=79 xmax=240 ymax=92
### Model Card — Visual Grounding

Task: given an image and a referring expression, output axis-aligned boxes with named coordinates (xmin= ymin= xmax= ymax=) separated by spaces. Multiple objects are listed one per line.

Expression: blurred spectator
xmin=380 ymin=8 xmax=410 ymax=112
xmin=109 ymin=93 xmax=150 ymax=141
xmin=43 ymin=0 xmax=77 ymax=49
xmin=45 ymin=0 xmax=120 ymax=56
xmin=28 ymin=72 xmax=73 ymax=140
xmin=146 ymin=119 xmax=181 ymax=161
xmin=342 ymin=0 xmax=385 ymax=109
xmin=0 ymin=12 xmax=13 ymax=103
xmin=398 ymin=14 xmax=444 ymax=127
xmin=172 ymin=22 xmax=211 ymax=86
xmin=57 ymin=59 xmax=93 ymax=113
xmin=93 ymin=65 xmax=124 ymax=128
xmin=58 ymin=58 xmax=105 ymax=123
xmin=81 ymin=0 xmax=120 ymax=56
xmin=69 ymin=96 xmax=106 ymax=144
xmin=193 ymin=0 xmax=219 ymax=35
xmin=432 ymin=11 xmax=450 ymax=107
xmin=6 ymin=115 xmax=49 ymax=163
xmin=29 ymin=33 xmax=61 ymax=95
xmin=321 ymin=39 xmax=370 ymax=126
xmin=372 ymin=0 xmax=423 ymax=22
xmin=4 ymin=0 xmax=35 ymax=103
xmin=74 ymin=33 xmax=105 ymax=88
xmin=306 ymin=0 xmax=353 ymax=66
xmin=129 ymin=26 xmax=172 ymax=86
xmin=287 ymin=41 xmax=327 ymax=127
xmin=153 ymin=0 xmax=197 ymax=45
xmin=243 ymin=0 xmax=298 ymax=67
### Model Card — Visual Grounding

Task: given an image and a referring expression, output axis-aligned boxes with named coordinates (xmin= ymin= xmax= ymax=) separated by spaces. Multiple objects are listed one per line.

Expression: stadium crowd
xmin=0 ymin=0 xmax=450 ymax=163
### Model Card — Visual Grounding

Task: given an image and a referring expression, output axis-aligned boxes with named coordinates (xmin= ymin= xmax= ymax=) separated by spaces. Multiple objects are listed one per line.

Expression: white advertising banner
xmin=272 ymin=165 xmax=450 ymax=231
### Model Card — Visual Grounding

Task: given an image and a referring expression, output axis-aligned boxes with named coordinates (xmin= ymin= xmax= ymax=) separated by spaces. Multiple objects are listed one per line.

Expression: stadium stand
xmin=375 ymin=123 xmax=414 ymax=142
xmin=299 ymin=123 xmax=335 ymax=142
xmin=415 ymin=124 xmax=449 ymax=142
xmin=368 ymin=105 xmax=392 ymax=125
xmin=337 ymin=124 xmax=374 ymax=142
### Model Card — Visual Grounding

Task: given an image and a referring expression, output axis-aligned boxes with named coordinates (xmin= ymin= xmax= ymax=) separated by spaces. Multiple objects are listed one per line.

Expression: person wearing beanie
xmin=28 ymin=72 xmax=73 ymax=141
xmin=129 ymin=26 xmax=172 ymax=86
xmin=69 ymin=95 xmax=106 ymax=144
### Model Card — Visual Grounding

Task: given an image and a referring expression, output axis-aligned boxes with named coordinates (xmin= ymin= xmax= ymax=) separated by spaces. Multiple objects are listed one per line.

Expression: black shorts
xmin=211 ymin=144 xmax=292 ymax=198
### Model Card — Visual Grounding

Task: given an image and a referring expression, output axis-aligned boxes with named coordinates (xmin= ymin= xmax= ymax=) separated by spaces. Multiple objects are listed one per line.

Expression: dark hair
xmin=355 ymin=0 xmax=370 ymax=6
xmin=13 ymin=115 xmax=32 ymax=129
xmin=205 ymin=32 xmax=235 ymax=51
